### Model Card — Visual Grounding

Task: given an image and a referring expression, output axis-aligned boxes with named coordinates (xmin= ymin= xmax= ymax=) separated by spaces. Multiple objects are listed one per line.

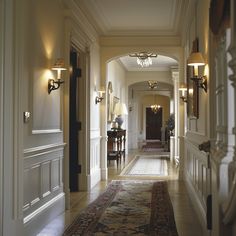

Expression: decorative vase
xmin=115 ymin=115 xmax=124 ymax=129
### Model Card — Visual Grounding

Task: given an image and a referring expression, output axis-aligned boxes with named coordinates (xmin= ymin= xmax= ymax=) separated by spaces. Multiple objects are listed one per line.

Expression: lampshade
xmin=51 ymin=58 xmax=67 ymax=71
xmin=114 ymin=103 xmax=128 ymax=116
xmin=178 ymin=83 xmax=187 ymax=91
xmin=187 ymin=52 xmax=205 ymax=66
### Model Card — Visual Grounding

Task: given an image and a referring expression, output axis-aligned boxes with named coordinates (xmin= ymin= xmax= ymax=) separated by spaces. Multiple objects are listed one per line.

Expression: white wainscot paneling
xmin=184 ymin=138 xmax=210 ymax=233
xmin=89 ymin=130 xmax=101 ymax=189
xmin=23 ymin=143 xmax=65 ymax=236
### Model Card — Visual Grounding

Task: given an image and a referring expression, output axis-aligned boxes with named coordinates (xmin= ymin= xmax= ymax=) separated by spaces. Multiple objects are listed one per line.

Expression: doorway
xmin=69 ymin=48 xmax=82 ymax=192
xmin=146 ymin=107 xmax=162 ymax=140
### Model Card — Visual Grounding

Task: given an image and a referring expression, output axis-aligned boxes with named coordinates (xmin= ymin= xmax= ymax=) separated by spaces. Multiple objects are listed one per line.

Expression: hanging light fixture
xmin=151 ymin=104 xmax=161 ymax=114
xmin=150 ymin=94 xmax=161 ymax=114
xmin=148 ymin=80 xmax=158 ymax=89
xmin=129 ymin=52 xmax=157 ymax=68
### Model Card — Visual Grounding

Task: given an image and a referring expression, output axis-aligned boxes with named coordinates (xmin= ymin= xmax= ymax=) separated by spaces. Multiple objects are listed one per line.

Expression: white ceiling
xmin=75 ymin=0 xmax=185 ymax=71
xmin=76 ymin=0 xmax=187 ymax=36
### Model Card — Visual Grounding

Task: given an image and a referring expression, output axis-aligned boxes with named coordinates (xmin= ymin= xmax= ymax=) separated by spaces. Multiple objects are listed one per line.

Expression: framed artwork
xmin=107 ymin=82 xmax=113 ymax=123
xmin=187 ymin=66 xmax=199 ymax=119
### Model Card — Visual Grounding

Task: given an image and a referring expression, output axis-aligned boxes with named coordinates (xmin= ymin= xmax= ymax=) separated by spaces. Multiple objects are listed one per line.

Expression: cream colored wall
xmin=107 ymin=60 xmax=127 ymax=129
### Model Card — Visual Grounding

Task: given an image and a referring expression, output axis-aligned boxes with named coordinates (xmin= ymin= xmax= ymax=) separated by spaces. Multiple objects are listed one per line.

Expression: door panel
xmin=69 ymin=50 xmax=81 ymax=192
xmin=146 ymin=107 xmax=162 ymax=140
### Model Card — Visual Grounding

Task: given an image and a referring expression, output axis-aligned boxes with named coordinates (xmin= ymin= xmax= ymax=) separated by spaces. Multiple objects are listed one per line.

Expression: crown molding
xmin=63 ymin=0 xmax=99 ymax=43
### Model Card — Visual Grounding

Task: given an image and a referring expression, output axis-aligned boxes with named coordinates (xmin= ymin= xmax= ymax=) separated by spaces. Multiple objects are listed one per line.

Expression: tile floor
xmin=38 ymin=150 xmax=204 ymax=236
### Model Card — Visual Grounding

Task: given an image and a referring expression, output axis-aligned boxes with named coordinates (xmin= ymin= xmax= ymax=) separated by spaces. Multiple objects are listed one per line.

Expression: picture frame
xmin=187 ymin=66 xmax=199 ymax=119
xmin=107 ymin=82 xmax=113 ymax=123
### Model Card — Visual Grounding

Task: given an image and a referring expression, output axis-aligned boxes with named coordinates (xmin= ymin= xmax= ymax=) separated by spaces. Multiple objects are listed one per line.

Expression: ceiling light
xmin=148 ymin=80 xmax=158 ymax=89
xmin=151 ymin=104 xmax=161 ymax=114
xmin=129 ymin=52 xmax=157 ymax=68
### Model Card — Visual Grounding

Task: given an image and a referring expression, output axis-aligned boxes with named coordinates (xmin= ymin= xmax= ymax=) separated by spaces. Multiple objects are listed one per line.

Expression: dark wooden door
xmin=146 ymin=107 xmax=162 ymax=140
xmin=69 ymin=49 xmax=81 ymax=192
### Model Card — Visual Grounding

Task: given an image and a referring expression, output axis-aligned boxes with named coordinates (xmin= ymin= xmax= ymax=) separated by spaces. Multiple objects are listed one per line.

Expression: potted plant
xmin=166 ymin=113 xmax=175 ymax=136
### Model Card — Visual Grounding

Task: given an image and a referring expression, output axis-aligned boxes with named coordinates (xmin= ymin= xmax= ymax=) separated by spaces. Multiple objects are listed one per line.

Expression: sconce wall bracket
xmin=180 ymin=96 xmax=188 ymax=103
xmin=191 ymin=76 xmax=207 ymax=93
xmin=48 ymin=79 xmax=64 ymax=94
xmin=95 ymin=96 xmax=104 ymax=104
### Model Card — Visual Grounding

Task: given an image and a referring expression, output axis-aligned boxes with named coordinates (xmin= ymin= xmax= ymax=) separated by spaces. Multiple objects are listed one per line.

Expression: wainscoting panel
xmin=184 ymin=138 xmax=210 ymax=232
xmin=23 ymin=143 xmax=65 ymax=230
xmin=89 ymin=130 xmax=101 ymax=189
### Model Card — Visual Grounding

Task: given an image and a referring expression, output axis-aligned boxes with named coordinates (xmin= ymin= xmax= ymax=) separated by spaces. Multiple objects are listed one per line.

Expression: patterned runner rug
xmin=120 ymin=155 xmax=168 ymax=176
xmin=63 ymin=181 xmax=178 ymax=236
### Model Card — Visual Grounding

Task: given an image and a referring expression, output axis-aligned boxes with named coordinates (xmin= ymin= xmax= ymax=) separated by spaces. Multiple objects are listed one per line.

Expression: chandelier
xmin=148 ymin=80 xmax=158 ymax=89
xmin=129 ymin=52 xmax=157 ymax=68
xmin=151 ymin=104 xmax=161 ymax=114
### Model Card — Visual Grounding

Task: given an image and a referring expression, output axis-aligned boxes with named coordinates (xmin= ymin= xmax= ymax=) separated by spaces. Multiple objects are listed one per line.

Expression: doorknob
xmin=199 ymin=141 xmax=211 ymax=152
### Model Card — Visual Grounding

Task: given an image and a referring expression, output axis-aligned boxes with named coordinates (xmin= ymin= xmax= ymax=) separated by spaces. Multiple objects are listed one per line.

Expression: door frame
xmin=63 ymin=23 xmax=90 ymax=209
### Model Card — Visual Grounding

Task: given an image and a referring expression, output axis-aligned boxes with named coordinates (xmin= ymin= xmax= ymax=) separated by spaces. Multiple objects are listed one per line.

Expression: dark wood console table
xmin=107 ymin=129 xmax=126 ymax=166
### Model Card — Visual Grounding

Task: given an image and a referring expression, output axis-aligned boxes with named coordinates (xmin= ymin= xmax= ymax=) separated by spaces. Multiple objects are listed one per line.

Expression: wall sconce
xmin=179 ymin=83 xmax=187 ymax=102
xmin=187 ymin=52 xmax=207 ymax=93
xmin=48 ymin=59 xmax=67 ymax=94
xmin=95 ymin=87 xmax=105 ymax=104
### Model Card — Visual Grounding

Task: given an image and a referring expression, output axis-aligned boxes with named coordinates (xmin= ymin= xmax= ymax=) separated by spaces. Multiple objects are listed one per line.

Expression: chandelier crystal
xmin=151 ymin=104 xmax=161 ymax=114
xmin=129 ymin=52 xmax=157 ymax=68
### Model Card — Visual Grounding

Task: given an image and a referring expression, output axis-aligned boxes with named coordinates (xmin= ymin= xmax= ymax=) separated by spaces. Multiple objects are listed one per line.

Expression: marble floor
xmin=37 ymin=150 xmax=204 ymax=236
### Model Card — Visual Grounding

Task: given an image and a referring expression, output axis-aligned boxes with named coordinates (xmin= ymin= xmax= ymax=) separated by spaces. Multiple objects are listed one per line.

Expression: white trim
xmin=32 ymin=129 xmax=62 ymax=134
xmin=24 ymin=143 xmax=66 ymax=158
xmin=0 ymin=0 xmax=4 ymax=232
xmin=23 ymin=193 xmax=65 ymax=236
xmin=23 ymin=193 xmax=64 ymax=224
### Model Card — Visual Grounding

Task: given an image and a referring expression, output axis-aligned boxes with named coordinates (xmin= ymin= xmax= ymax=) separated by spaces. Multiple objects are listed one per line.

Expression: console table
xmin=107 ymin=129 xmax=126 ymax=166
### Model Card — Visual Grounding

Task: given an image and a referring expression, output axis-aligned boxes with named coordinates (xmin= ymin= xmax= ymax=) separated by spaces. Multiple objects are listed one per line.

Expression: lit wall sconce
xmin=95 ymin=87 xmax=105 ymax=104
xmin=179 ymin=83 xmax=187 ymax=103
xmin=48 ymin=58 xmax=67 ymax=94
xmin=187 ymin=52 xmax=207 ymax=93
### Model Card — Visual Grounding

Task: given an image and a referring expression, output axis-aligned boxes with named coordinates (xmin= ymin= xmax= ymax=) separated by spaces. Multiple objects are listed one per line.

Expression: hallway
xmin=1 ymin=0 xmax=236 ymax=235
xmin=38 ymin=150 xmax=203 ymax=236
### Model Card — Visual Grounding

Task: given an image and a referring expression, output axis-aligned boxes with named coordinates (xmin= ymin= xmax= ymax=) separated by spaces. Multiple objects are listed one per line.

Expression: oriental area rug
xmin=63 ymin=180 xmax=179 ymax=236
xmin=120 ymin=155 xmax=169 ymax=177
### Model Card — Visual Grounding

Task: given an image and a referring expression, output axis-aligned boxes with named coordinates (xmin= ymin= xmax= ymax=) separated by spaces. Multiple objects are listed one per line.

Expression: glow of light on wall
xmin=189 ymin=88 xmax=194 ymax=95
xmin=44 ymin=69 xmax=54 ymax=83
xmin=204 ymin=64 xmax=209 ymax=78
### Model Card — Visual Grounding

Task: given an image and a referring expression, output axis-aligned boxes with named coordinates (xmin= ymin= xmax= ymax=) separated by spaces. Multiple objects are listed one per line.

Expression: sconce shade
xmin=114 ymin=103 xmax=128 ymax=116
xmin=187 ymin=52 xmax=205 ymax=66
xmin=51 ymin=58 xmax=67 ymax=71
xmin=178 ymin=83 xmax=187 ymax=91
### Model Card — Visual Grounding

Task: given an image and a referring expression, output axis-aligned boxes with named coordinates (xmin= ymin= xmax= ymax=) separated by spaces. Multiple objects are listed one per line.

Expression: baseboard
xmin=88 ymin=168 xmax=101 ymax=190
xmin=24 ymin=193 xmax=65 ymax=236
xmin=101 ymin=167 xmax=108 ymax=180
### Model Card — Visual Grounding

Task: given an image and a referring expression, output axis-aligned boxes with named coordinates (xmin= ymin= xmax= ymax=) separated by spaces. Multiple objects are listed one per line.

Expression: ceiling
xmin=76 ymin=0 xmax=188 ymax=36
xmin=75 ymin=0 xmax=187 ymax=71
